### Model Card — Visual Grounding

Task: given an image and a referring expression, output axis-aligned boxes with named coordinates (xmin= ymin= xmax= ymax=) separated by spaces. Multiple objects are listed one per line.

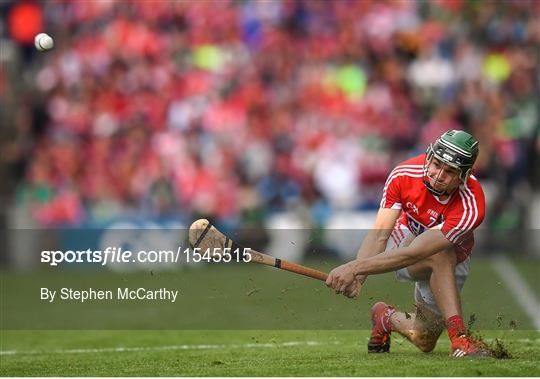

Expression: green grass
xmin=1 ymin=330 xmax=539 ymax=376
xmin=1 ymin=257 xmax=538 ymax=376
xmin=510 ymin=259 xmax=540 ymax=294
xmin=1 ymin=258 xmax=537 ymax=330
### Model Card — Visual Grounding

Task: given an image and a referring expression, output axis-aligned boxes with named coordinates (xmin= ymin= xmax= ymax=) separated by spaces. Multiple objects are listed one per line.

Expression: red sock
xmin=446 ymin=315 xmax=465 ymax=339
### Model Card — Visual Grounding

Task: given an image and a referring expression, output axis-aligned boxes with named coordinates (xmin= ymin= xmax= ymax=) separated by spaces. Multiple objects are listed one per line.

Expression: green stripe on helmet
xmin=427 ymin=130 xmax=479 ymax=182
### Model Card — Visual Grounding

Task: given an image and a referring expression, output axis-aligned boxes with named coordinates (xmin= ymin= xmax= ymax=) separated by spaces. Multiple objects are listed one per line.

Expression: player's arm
xmin=356 ymin=164 xmax=404 ymax=266
xmin=356 ymin=208 xmax=401 ymax=259
xmin=354 ymin=207 xmax=401 ymax=283
xmin=351 ymin=227 xmax=452 ymax=275
xmin=326 ymin=227 xmax=453 ymax=293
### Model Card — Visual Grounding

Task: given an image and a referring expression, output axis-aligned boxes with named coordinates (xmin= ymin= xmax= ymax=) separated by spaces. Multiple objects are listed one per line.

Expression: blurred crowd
xmin=2 ymin=0 xmax=539 ymax=229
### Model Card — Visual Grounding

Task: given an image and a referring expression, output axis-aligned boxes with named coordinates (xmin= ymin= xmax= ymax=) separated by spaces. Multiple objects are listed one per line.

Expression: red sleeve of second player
xmin=441 ymin=178 xmax=485 ymax=244
xmin=380 ymin=168 xmax=403 ymax=210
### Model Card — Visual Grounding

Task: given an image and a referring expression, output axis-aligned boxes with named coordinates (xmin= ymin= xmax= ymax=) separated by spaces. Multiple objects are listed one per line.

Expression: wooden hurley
xmin=188 ymin=219 xmax=328 ymax=282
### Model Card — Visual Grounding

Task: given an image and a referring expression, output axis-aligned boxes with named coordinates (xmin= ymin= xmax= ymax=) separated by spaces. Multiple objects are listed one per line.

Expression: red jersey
xmin=380 ymin=154 xmax=485 ymax=263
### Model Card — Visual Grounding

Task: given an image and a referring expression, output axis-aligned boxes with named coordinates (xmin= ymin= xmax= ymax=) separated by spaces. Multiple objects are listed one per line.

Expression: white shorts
xmin=386 ymin=225 xmax=470 ymax=316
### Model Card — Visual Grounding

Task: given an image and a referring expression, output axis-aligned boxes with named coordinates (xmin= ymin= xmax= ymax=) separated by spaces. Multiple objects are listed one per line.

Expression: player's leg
xmin=369 ymin=232 xmax=459 ymax=354
xmin=369 ymin=248 xmax=460 ymax=354
xmin=369 ymin=228 xmax=441 ymax=353
xmin=369 ymin=297 xmax=444 ymax=353
xmin=395 ymin=247 xmax=466 ymax=351
xmin=404 ymin=246 xmax=462 ymax=321
xmin=398 ymin=252 xmax=488 ymax=357
xmin=388 ymin=300 xmax=444 ymax=352
xmin=412 ymin=255 xmax=489 ymax=356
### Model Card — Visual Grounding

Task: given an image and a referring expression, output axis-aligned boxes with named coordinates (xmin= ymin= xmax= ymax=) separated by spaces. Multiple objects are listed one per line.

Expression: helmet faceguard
xmin=423 ymin=130 xmax=479 ymax=196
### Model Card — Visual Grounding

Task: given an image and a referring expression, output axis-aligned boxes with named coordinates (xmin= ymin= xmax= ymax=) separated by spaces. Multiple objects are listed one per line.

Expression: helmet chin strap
xmin=424 ymin=179 xmax=453 ymax=196
xmin=423 ymin=153 xmax=460 ymax=197
xmin=424 ymin=177 xmax=462 ymax=197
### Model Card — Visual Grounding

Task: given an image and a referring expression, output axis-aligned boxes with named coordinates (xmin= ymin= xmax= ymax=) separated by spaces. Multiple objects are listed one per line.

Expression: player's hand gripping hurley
xmin=189 ymin=219 xmax=328 ymax=281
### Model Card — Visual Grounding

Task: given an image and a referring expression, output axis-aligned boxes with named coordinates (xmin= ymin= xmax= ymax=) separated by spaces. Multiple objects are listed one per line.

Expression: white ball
xmin=34 ymin=33 xmax=54 ymax=52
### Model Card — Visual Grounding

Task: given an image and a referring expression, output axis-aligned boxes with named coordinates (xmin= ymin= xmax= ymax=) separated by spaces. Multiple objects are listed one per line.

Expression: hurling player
xmin=326 ymin=130 xmax=489 ymax=358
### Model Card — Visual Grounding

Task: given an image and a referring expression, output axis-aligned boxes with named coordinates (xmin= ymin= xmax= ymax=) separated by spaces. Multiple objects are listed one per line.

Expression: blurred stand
xmin=1 ymin=1 xmax=538 ymax=267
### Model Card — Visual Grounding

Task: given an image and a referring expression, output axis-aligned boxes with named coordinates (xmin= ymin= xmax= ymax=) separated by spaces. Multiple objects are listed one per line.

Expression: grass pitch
xmin=1 ymin=330 xmax=539 ymax=376
xmin=1 ymin=258 xmax=539 ymax=376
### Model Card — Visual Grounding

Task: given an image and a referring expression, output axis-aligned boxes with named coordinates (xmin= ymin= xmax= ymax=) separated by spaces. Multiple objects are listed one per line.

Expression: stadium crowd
xmin=3 ymin=0 xmax=539 ymax=229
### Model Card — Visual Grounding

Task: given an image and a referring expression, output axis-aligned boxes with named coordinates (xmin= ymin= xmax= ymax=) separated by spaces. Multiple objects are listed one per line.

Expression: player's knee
xmin=417 ymin=341 xmax=437 ymax=353
xmin=410 ymin=331 xmax=438 ymax=353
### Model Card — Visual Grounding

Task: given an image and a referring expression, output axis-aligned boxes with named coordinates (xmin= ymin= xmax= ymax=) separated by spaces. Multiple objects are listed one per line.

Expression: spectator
xmin=2 ymin=0 xmax=537 ymax=232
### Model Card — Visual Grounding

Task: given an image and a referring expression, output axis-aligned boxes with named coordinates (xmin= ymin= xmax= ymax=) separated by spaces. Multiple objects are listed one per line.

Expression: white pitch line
xmin=491 ymin=255 xmax=540 ymax=330
xmin=0 ymin=340 xmax=339 ymax=356
xmin=2 ymin=337 xmax=540 ymax=357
